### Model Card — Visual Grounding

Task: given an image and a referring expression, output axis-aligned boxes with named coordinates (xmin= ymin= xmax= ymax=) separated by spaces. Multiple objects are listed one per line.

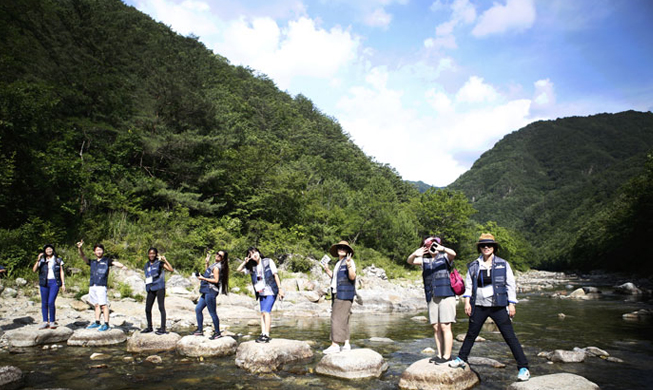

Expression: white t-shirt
xmin=245 ymin=259 xmax=278 ymax=296
xmin=46 ymin=257 xmax=63 ymax=280
xmin=330 ymin=259 xmax=356 ymax=293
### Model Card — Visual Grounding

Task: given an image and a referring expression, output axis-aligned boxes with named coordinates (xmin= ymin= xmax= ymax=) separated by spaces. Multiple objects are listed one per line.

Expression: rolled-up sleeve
xmin=462 ymin=268 xmax=473 ymax=298
xmin=506 ymin=262 xmax=518 ymax=304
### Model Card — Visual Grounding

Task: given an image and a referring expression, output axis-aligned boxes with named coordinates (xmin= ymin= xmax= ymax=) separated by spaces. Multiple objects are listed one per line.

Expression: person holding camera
xmin=32 ymin=244 xmax=66 ymax=329
xmin=407 ymin=236 xmax=457 ymax=364
xmin=192 ymin=250 xmax=229 ymax=339
xmin=321 ymin=240 xmax=357 ymax=354
xmin=449 ymin=233 xmax=530 ymax=382
xmin=237 ymin=247 xmax=284 ymax=343
xmin=141 ymin=247 xmax=174 ymax=335
xmin=77 ymin=240 xmax=127 ymax=331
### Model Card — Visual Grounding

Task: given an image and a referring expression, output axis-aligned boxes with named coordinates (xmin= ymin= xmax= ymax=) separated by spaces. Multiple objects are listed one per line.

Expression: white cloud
xmin=456 ymin=76 xmax=500 ymax=104
xmin=364 ymin=8 xmax=393 ymax=28
xmin=426 ymin=0 xmax=476 ymax=51
xmin=533 ymin=78 xmax=556 ymax=107
xmin=215 ymin=16 xmax=360 ymax=90
xmin=472 ymin=0 xmax=536 ymax=37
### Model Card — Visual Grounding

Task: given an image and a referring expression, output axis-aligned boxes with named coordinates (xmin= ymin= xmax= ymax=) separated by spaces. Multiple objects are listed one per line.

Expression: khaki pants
xmin=330 ymin=298 xmax=353 ymax=343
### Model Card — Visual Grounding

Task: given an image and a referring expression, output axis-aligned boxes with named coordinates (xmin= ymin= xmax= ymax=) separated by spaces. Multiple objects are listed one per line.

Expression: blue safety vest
xmin=144 ymin=260 xmax=165 ymax=292
xmin=336 ymin=260 xmax=356 ymax=300
xmin=422 ymin=254 xmax=454 ymax=302
xmin=38 ymin=257 xmax=63 ymax=287
xmin=250 ymin=258 xmax=279 ymax=300
xmin=467 ymin=256 xmax=509 ymax=310
xmin=89 ymin=257 xmax=111 ymax=287
xmin=200 ymin=263 xmax=221 ymax=295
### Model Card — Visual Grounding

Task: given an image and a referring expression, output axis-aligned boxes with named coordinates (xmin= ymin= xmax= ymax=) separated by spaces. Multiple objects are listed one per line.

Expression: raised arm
xmin=160 ymin=255 xmax=174 ymax=272
xmin=111 ymin=260 xmax=128 ymax=270
xmin=76 ymin=240 xmax=89 ymax=265
xmin=32 ymin=253 xmax=44 ymax=273
xmin=407 ymin=247 xmax=426 ymax=265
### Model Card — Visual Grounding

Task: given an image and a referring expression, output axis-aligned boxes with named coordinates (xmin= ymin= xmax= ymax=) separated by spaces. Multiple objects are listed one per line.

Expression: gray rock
xmin=126 ymin=331 xmax=181 ymax=353
xmin=398 ymin=358 xmax=480 ymax=390
xmin=167 ymin=275 xmax=192 ymax=289
xmin=605 ymin=356 xmax=623 ymax=363
xmin=0 ymin=366 xmax=23 ymax=390
xmin=70 ymin=300 xmax=89 ymax=311
xmin=145 ymin=355 xmax=162 ymax=364
xmin=316 ymin=348 xmax=388 ymax=379
xmin=122 ymin=275 xmax=146 ymax=296
xmin=235 ymin=339 xmax=313 ymax=373
xmin=568 ymin=288 xmax=586 ymax=299
xmin=89 ymin=352 xmax=111 ymax=360
xmin=584 ymin=346 xmax=609 ymax=357
xmin=508 ymin=373 xmax=599 ymax=390
xmin=14 ymin=278 xmax=27 ymax=287
xmin=5 ymin=326 xmax=73 ymax=347
xmin=468 ymin=356 xmax=506 ymax=368
xmin=176 ymin=335 xmax=237 ymax=357
xmin=410 ymin=316 xmax=429 ymax=323
xmin=614 ymin=282 xmax=642 ymax=295
xmin=421 ymin=347 xmax=435 ymax=355
xmin=67 ymin=328 xmax=127 ymax=347
xmin=456 ymin=334 xmax=485 ymax=342
xmin=582 ymin=287 xmax=601 ymax=294
xmin=363 ymin=264 xmax=388 ymax=280
xmin=622 ymin=308 xmax=652 ymax=321
xmin=1 ymin=288 xmax=17 ymax=298
xmin=550 ymin=349 xmax=585 ymax=363
xmin=369 ymin=337 xmax=394 ymax=343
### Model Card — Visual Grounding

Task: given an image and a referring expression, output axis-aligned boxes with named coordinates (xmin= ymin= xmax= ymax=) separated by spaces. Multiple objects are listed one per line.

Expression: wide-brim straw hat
xmin=329 ymin=241 xmax=354 ymax=257
xmin=476 ymin=233 xmax=499 ymax=247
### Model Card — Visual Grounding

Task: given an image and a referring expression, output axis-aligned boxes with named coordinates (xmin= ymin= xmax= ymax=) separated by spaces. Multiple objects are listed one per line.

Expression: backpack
xmin=449 ymin=268 xmax=465 ymax=295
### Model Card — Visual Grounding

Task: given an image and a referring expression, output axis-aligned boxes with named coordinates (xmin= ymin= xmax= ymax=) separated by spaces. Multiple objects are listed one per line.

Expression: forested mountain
xmin=407 ymin=181 xmax=435 ymax=193
xmin=1 ymin=0 xmax=485 ymax=274
xmin=450 ymin=111 xmax=653 ymax=273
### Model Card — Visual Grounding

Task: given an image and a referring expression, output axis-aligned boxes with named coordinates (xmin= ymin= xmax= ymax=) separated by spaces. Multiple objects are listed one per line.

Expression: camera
xmin=193 ymin=271 xmax=200 ymax=277
xmin=428 ymin=244 xmax=438 ymax=254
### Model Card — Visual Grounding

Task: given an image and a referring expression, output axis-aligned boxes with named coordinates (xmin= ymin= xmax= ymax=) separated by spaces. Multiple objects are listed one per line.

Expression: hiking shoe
xmin=98 ymin=323 xmax=110 ymax=332
xmin=323 ymin=344 xmax=340 ymax=354
xmin=38 ymin=322 xmax=49 ymax=330
xmin=517 ymin=368 xmax=530 ymax=381
xmin=449 ymin=357 xmax=466 ymax=368
xmin=192 ymin=329 xmax=203 ymax=336
xmin=155 ymin=328 xmax=168 ymax=335
xmin=49 ymin=322 xmax=58 ymax=329
xmin=341 ymin=344 xmax=351 ymax=352
xmin=262 ymin=335 xmax=271 ymax=343
xmin=429 ymin=356 xmax=444 ymax=364
xmin=209 ymin=332 xmax=223 ymax=340
xmin=86 ymin=322 xmax=101 ymax=329
xmin=141 ymin=327 xmax=153 ymax=334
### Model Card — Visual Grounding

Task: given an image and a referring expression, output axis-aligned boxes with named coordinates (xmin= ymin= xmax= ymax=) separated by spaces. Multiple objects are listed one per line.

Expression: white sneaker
xmin=517 ymin=368 xmax=530 ymax=381
xmin=323 ymin=344 xmax=341 ymax=354
xmin=341 ymin=344 xmax=351 ymax=352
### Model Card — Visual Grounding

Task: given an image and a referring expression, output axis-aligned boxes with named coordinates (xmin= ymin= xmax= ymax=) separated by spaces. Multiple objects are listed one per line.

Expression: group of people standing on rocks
xmin=29 ymin=234 xmax=529 ymax=381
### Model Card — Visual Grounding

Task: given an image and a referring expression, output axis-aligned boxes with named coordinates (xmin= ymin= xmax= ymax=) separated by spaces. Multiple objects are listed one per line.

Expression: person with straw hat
xmin=449 ymin=233 xmax=530 ymax=382
xmin=320 ymin=240 xmax=356 ymax=354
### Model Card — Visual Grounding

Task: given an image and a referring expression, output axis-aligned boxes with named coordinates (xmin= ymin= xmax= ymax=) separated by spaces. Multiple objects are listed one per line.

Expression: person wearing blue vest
xmin=76 ymin=240 xmax=127 ymax=331
xmin=192 ymin=250 xmax=230 ymax=339
xmin=237 ymin=247 xmax=284 ymax=343
xmin=450 ymin=233 xmax=530 ymax=382
xmin=32 ymin=244 xmax=66 ymax=329
xmin=141 ymin=247 xmax=174 ymax=335
xmin=321 ymin=240 xmax=356 ymax=354
xmin=407 ymin=236 xmax=457 ymax=364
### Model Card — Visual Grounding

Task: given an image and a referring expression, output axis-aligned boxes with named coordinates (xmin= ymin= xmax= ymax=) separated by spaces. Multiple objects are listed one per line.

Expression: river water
xmin=2 ymin=288 xmax=651 ymax=389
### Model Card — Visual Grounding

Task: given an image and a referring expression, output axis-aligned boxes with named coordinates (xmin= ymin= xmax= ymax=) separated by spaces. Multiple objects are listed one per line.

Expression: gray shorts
xmin=428 ymin=296 xmax=456 ymax=324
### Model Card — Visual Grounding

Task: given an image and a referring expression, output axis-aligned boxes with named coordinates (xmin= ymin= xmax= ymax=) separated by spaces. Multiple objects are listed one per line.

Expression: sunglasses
xmin=479 ymin=244 xmax=494 ymax=249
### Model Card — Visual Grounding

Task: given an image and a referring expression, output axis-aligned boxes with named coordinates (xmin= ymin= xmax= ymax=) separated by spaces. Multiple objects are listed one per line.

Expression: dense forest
xmin=450 ymin=111 xmax=653 ymax=274
xmin=1 ymin=0 xmax=651 ymax=278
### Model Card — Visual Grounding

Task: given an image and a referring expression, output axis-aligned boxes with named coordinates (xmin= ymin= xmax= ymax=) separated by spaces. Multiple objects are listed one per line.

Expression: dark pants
xmin=458 ymin=306 xmax=529 ymax=369
xmin=145 ymin=288 xmax=166 ymax=329
xmin=40 ymin=279 xmax=59 ymax=322
xmin=195 ymin=292 xmax=219 ymax=333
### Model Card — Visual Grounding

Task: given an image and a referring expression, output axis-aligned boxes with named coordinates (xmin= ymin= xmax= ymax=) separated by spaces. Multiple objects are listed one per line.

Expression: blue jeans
xmin=457 ymin=305 xmax=529 ymax=369
xmin=40 ymin=279 xmax=60 ymax=322
xmin=195 ymin=292 xmax=219 ymax=332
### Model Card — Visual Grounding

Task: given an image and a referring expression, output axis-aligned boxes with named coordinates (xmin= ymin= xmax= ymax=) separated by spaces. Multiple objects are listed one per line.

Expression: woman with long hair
xmin=193 ymin=250 xmax=229 ymax=339
xmin=32 ymin=244 xmax=65 ymax=329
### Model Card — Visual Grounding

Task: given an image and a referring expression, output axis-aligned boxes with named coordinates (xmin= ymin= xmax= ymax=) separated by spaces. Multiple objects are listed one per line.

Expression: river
xmin=1 ymin=287 xmax=651 ymax=389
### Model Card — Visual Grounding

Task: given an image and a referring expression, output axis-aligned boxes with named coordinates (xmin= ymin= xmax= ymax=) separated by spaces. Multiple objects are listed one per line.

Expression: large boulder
xmin=5 ymin=326 xmax=73 ymax=347
xmin=235 ymin=339 xmax=313 ymax=373
xmin=508 ymin=373 xmax=600 ymax=390
xmin=167 ymin=275 xmax=193 ymax=289
xmin=121 ymin=274 xmax=146 ymax=296
xmin=614 ymin=282 xmax=642 ymax=295
xmin=126 ymin=331 xmax=181 ymax=353
xmin=539 ymin=349 xmax=586 ymax=363
xmin=67 ymin=328 xmax=127 ymax=346
xmin=176 ymin=335 xmax=238 ymax=357
xmin=398 ymin=358 xmax=480 ymax=390
xmin=316 ymin=348 xmax=388 ymax=379
xmin=0 ymin=366 xmax=23 ymax=390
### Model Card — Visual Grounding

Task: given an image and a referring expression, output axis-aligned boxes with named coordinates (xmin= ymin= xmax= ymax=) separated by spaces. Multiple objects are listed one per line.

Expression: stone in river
xmin=235 ymin=339 xmax=313 ymax=373
xmin=369 ymin=337 xmax=394 ymax=343
xmin=456 ymin=333 xmax=485 ymax=342
xmin=316 ymin=348 xmax=388 ymax=379
xmin=614 ymin=282 xmax=642 ymax=295
xmin=410 ymin=316 xmax=428 ymax=323
xmin=0 ymin=366 xmax=23 ymax=390
xmin=145 ymin=355 xmax=162 ymax=364
xmin=68 ymin=328 xmax=127 ymax=347
xmin=550 ymin=349 xmax=585 ymax=363
xmin=508 ymin=373 xmax=600 ymax=390
xmin=126 ymin=331 xmax=181 ymax=353
xmin=468 ymin=356 xmax=506 ymax=368
xmin=176 ymin=335 xmax=237 ymax=357
xmin=90 ymin=352 xmax=111 ymax=360
xmin=5 ymin=326 xmax=73 ymax=347
xmin=398 ymin=358 xmax=480 ymax=390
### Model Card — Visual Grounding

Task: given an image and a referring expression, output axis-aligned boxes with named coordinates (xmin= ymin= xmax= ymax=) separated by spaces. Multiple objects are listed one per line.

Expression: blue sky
xmin=124 ymin=0 xmax=653 ymax=186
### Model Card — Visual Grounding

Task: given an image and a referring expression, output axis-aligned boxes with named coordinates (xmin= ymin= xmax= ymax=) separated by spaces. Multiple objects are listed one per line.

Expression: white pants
xmin=88 ymin=286 xmax=108 ymax=306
